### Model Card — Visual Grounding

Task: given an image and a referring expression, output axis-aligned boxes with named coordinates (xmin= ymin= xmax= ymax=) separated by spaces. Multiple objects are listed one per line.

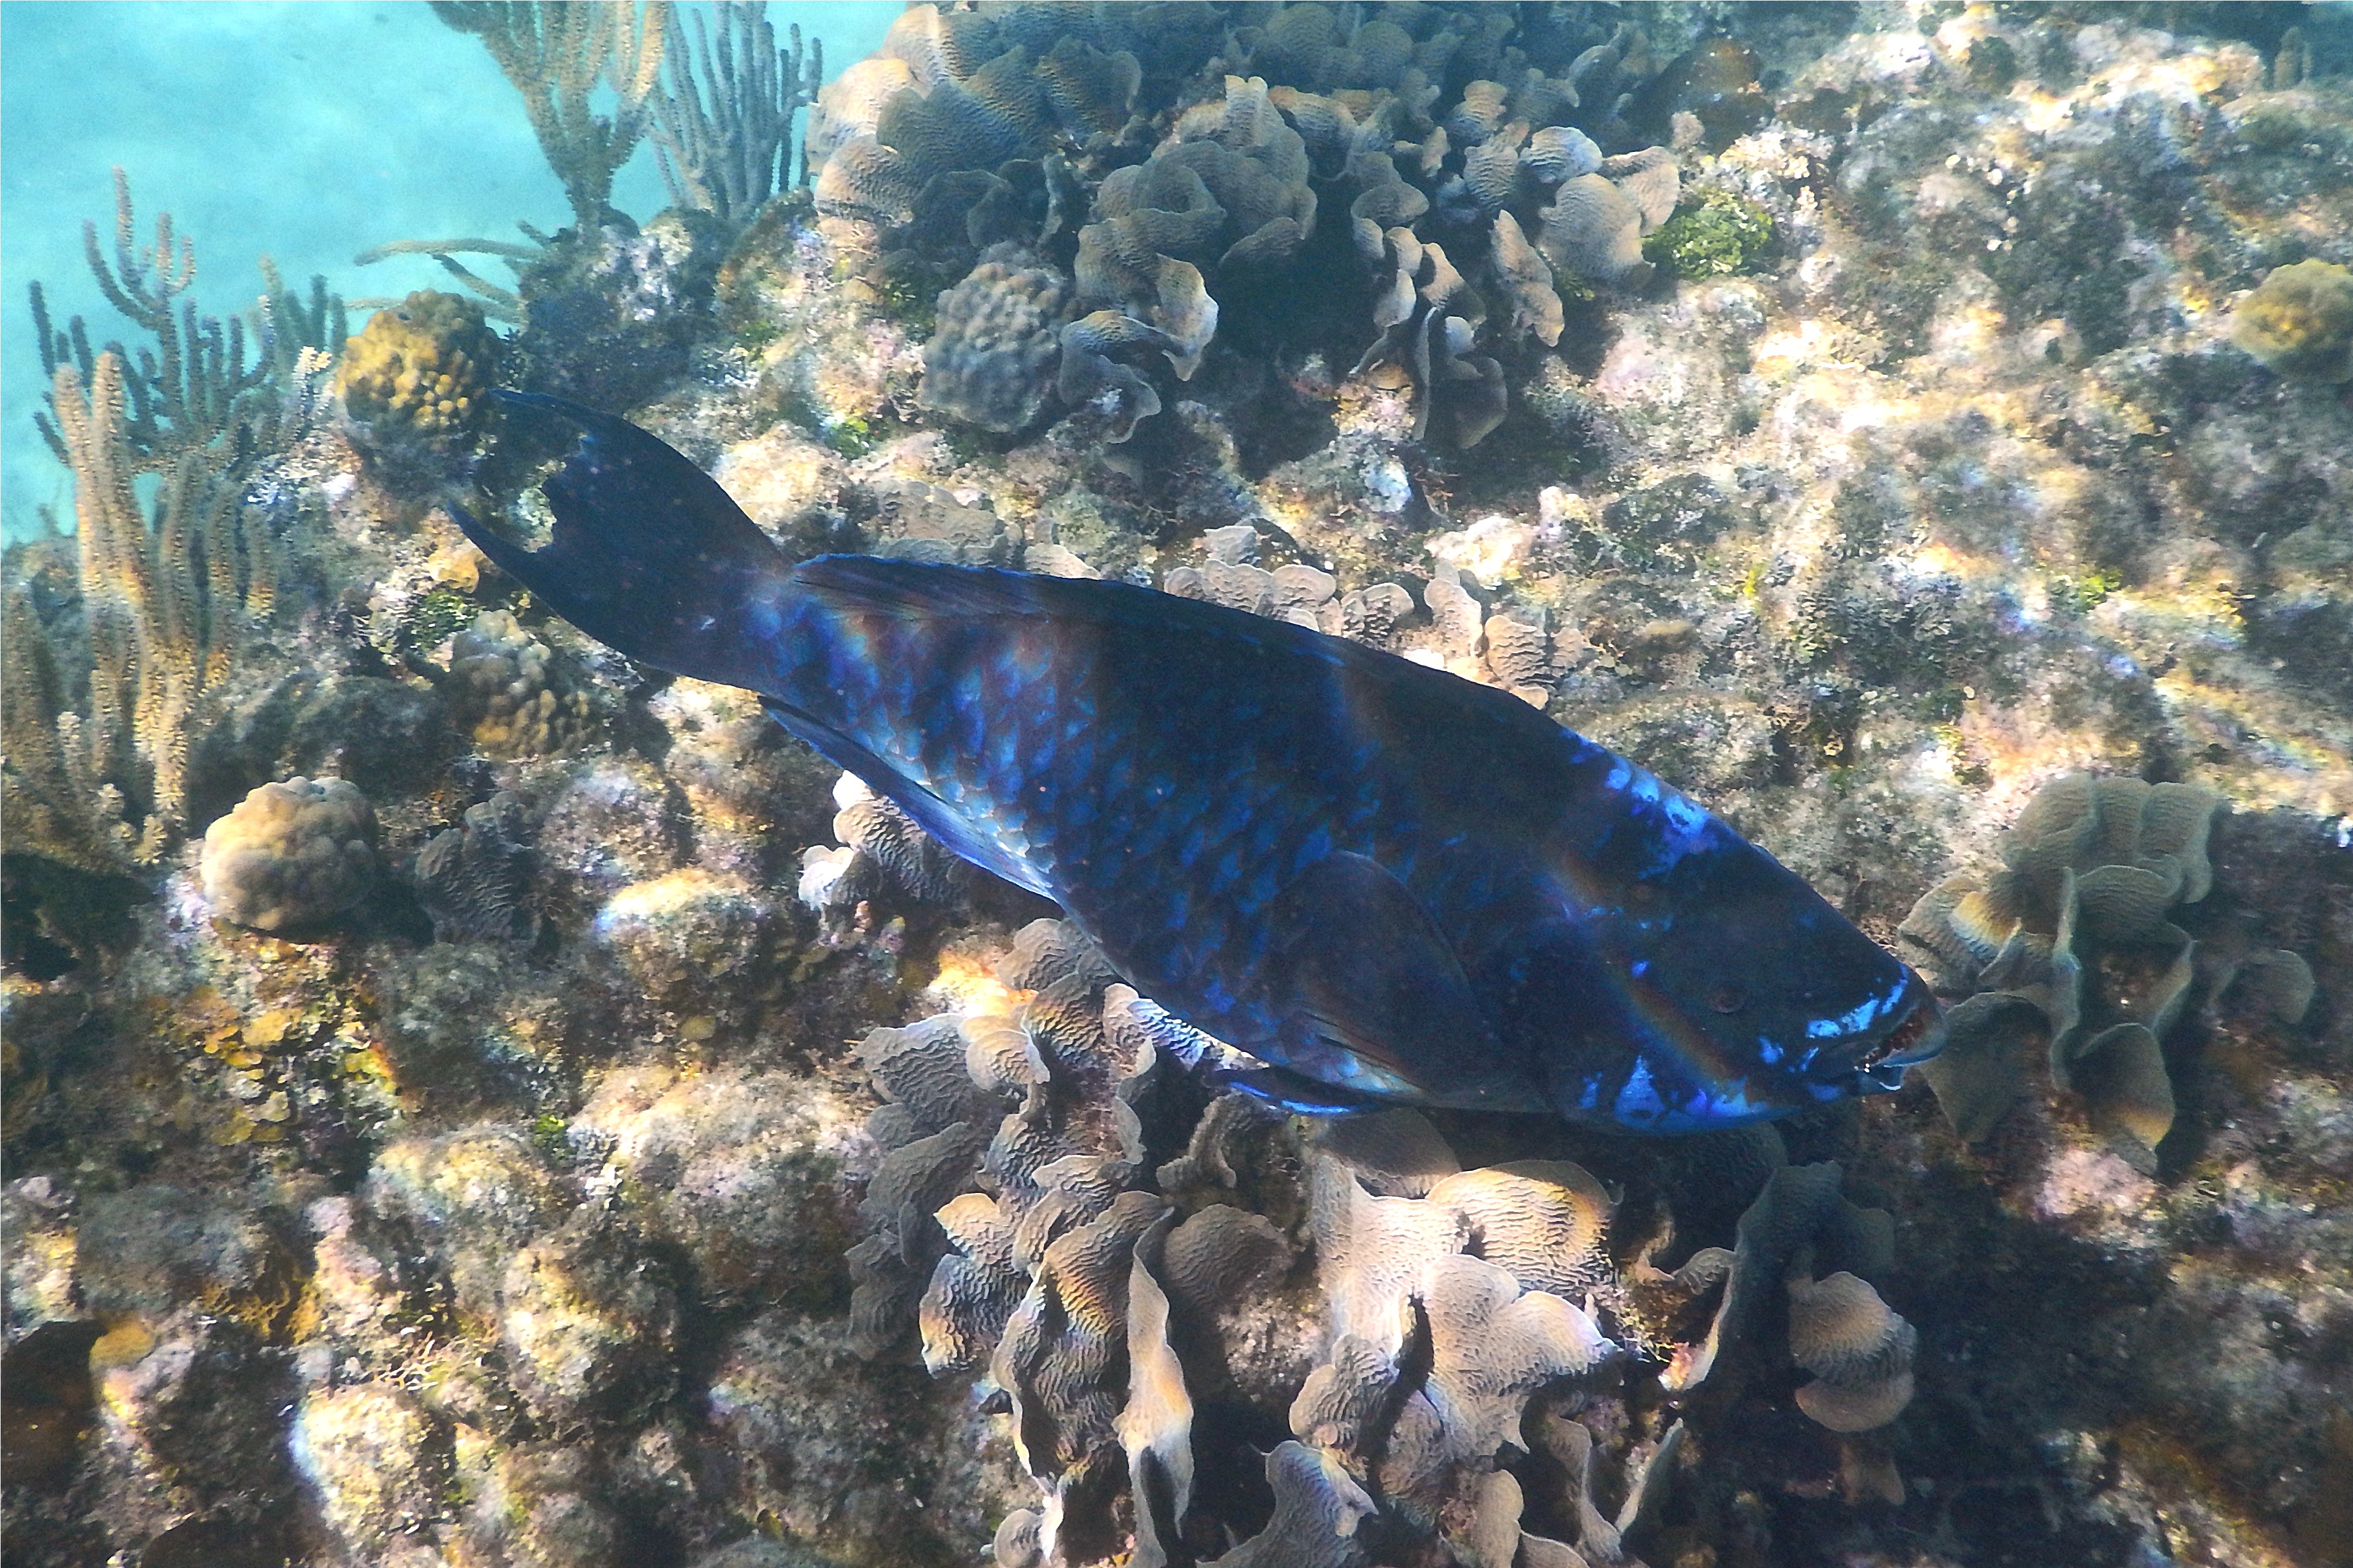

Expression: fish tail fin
xmin=450 ymin=390 xmax=795 ymax=694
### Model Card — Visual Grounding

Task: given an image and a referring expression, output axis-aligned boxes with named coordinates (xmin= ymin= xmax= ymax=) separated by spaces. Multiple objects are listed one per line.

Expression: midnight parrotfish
xmin=454 ymin=392 xmax=1944 ymax=1133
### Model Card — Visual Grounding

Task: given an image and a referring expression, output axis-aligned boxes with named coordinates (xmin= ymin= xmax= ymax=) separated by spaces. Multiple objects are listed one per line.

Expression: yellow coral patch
xmin=90 ymin=1316 xmax=156 ymax=1370
xmin=2231 ymin=259 xmax=2353 ymax=382
xmin=335 ymin=290 xmax=500 ymax=444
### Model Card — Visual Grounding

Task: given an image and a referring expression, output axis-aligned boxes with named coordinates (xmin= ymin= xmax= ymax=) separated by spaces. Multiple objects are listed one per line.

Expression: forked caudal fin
xmin=449 ymin=390 xmax=794 ymax=695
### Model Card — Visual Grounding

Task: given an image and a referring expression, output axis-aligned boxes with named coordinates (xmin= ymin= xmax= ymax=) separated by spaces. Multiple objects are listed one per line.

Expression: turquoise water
xmin=0 ymin=1 xmax=894 ymax=541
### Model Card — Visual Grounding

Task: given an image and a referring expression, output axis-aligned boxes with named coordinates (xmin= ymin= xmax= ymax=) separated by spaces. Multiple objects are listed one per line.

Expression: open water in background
xmin=0 ymin=1 xmax=895 ymax=543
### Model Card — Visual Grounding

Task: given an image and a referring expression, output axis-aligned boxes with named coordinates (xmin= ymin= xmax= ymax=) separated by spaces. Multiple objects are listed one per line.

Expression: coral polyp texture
xmin=7 ymin=6 xmax=2353 ymax=1568
xmin=447 ymin=609 xmax=593 ymax=759
xmin=197 ymin=776 xmax=380 ymax=931
xmin=335 ymin=290 xmax=501 ymax=451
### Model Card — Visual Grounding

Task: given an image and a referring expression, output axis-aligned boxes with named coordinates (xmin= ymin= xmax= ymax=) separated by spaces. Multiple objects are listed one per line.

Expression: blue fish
xmin=455 ymin=393 xmax=1943 ymax=1132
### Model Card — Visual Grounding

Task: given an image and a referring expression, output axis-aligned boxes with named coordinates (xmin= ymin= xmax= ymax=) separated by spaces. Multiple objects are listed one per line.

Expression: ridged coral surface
xmin=7 ymin=6 xmax=2353 ymax=1568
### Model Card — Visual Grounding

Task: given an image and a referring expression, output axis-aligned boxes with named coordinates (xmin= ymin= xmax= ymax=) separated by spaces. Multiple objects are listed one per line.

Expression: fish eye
xmin=1708 ymin=982 xmax=1745 ymax=1013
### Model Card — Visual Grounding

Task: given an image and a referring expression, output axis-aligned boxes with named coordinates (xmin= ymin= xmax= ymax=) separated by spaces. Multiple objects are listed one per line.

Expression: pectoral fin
xmin=1206 ymin=1061 xmax=1389 ymax=1115
xmin=1266 ymin=852 xmax=1508 ymax=1098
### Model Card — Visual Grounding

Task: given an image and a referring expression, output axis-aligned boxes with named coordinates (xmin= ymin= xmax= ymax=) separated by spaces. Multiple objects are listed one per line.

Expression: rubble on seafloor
xmin=6 ymin=5 xmax=2353 ymax=1567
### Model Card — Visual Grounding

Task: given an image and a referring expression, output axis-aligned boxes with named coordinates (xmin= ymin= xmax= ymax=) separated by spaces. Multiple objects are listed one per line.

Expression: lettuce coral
xmin=816 ymin=904 xmax=1916 ymax=1566
xmin=809 ymin=2 xmax=1684 ymax=449
xmin=1901 ymin=775 xmax=2316 ymax=1172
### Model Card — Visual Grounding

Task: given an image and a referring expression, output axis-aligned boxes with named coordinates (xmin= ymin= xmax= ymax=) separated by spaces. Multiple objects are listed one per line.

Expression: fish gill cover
xmin=3 ymin=5 xmax=2353 ymax=1568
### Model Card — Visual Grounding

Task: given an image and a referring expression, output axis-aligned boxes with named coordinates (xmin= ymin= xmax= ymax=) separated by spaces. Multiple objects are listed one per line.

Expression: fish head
xmin=1572 ymin=839 xmax=1947 ymax=1127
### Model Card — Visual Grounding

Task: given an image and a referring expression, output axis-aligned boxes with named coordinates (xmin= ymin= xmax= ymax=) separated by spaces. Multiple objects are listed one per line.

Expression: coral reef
xmin=807 ymin=5 xmax=1682 ymax=448
xmin=9 ymin=7 xmax=2353 ymax=1568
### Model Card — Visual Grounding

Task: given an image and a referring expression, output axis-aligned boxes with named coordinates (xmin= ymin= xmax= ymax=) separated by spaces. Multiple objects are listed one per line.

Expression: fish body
xmin=457 ymin=393 xmax=1942 ymax=1132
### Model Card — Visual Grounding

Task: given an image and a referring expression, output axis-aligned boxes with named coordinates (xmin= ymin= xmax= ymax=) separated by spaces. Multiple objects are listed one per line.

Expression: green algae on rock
xmin=1642 ymin=186 xmax=1776 ymax=281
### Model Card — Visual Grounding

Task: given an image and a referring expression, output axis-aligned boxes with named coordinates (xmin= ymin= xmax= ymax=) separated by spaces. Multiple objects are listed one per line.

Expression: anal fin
xmin=761 ymin=700 xmax=1055 ymax=899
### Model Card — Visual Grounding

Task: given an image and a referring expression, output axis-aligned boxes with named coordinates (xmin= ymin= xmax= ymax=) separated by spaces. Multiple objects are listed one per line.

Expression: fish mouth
xmin=1855 ymin=979 xmax=1945 ymax=1088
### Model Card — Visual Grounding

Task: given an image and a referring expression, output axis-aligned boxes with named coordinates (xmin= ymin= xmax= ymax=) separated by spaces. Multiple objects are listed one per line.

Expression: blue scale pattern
xmin=457 ymin=395 xmax=1944 ymax=1134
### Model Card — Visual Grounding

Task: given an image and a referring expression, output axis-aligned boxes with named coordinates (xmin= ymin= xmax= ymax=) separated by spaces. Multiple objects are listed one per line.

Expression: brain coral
xmin=414 ymin=791 xmax=534 ymax=944
xmin=2230 ymin=257 xmax=2353 ymax=382
xmin=333 ymin=290 xmax=499 ymax=450
xmin=198 ymin=776 xmax=378 ymax=931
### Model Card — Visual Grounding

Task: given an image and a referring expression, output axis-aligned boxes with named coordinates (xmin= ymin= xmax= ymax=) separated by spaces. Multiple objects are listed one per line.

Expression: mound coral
xmin=447 ymin=610 xmax=591 ymax=760
xmin=2229 ymin=258 xmax=2353 ymax=382
xmin=414 ymin=791 xmax=536 ymax=944
xmin=197 ymin=776 xmax=378 ymax=931
xmin=918 ymin=247 xmax=1075 ymax=433
xmin=334 ymin=290 xmax=500 ymax=456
